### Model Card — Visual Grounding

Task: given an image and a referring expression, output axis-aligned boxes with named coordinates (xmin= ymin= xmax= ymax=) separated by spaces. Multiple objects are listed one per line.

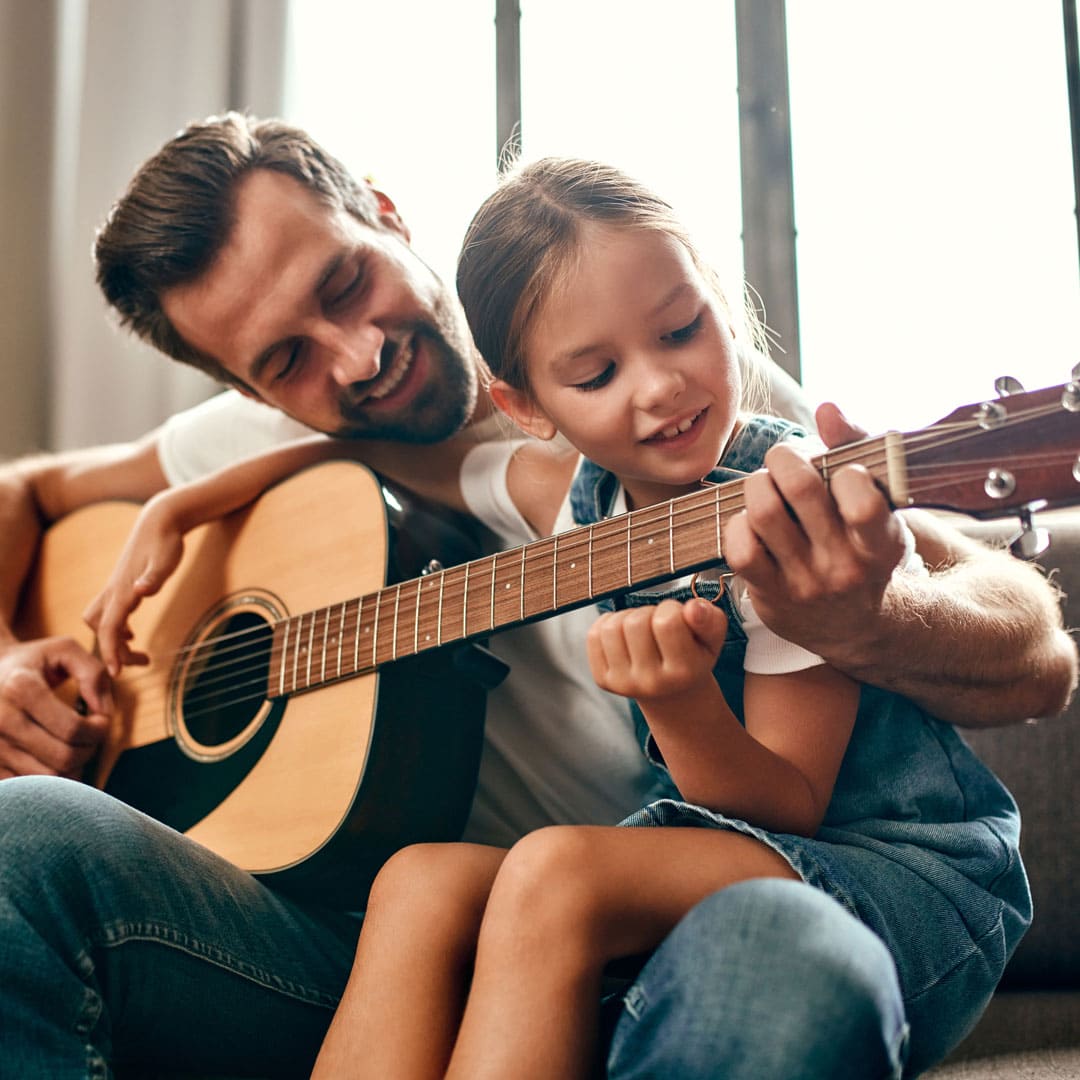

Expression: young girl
xmin=86 ymin=158 xmax=1030 ymax=1080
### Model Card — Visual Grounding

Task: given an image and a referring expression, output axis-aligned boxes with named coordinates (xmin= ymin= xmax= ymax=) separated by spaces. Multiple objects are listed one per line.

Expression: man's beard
xmin=331 ymin=324 xmax=478 ymax=444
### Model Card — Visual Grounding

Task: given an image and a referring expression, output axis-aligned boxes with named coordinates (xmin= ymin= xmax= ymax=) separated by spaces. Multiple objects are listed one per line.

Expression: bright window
xmin=519 ymin=0 xmax=743 ymax=300
xmin=283 ymin=0 xmax=496 ymax=287
xmin=788 ymin=2 xmax=1080 ymax=433
xmin=284 ymin=3 xmax=1078 ymax=435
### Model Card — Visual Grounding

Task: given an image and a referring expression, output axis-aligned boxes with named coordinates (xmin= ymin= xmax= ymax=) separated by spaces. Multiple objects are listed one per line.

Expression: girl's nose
xmin=636 ymin=361 xmax=686 ymax=411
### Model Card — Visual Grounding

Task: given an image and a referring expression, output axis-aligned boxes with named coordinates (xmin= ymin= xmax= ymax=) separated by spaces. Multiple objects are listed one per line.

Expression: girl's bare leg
xmin=445 ymin=825 xmax=798 ymax=1080
xmin=311 ymin=842 xmax=506 ymax=1080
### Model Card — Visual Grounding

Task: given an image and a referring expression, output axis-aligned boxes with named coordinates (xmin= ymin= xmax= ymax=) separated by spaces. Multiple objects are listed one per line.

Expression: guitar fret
xmin=552 ymin=533 xmax=558 ymax=608
xmin=629 ymin=503 xmax=672 ymax=585
xmin=588 ymin=524 xmax=594 ymax=597
xmin=519 ymin=546 xmax=525 ymax=622
xmin=522 ymin=537 xmax=556 ymax=619
xmin=320 ymin=606 xmax=329 ymax=683
xmin=337 ymin=602 xmax=345 ymax=679
xmin=392 ymin=585 xmax=401 ymax=660
xmin=306 ymin=612 xmax=315 ymax=688
xmin=358 ymin=596 xmax=367 ymax=669
xmin=292 ymin=613 xmax=303 ymax=691
xmin=372 ymin=592 xmax=381 ymax=667
xmin=462 ymin=562 xmax=470 ymax=638
xmin=415 ymin=576 xmax=438 ymax=653
xmin=669 ymin=500 xmax=675 ymax=573
xmin=437 ymin=572 xmax=444 ymax=646
xmin=279 ymin=618 xmax=290 ymax=696
xmin=414 ymin=579 xmax=421 ymax=655
xmin=489 ymin=554 xmax=497 ymax=630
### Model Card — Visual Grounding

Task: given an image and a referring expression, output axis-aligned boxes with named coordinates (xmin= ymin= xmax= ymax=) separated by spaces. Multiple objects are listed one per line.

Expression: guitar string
xmin=155 ymin=409 xmax=1066 ymax=685
xmin=118 ymin=434 xmax=1080 ymax=721
xmin=164 ymin=405 xmax=1073 ymax=700
xmin=108 ymin=400 xmax=1076 ymax=717
xmin=112 ymin=402 xmax=1076 ymax=719
xmin=135 ymin=399 xmax=1068 ymax=673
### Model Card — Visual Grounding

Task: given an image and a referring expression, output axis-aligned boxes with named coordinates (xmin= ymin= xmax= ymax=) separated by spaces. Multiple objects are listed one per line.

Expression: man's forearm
xmin=0 ymin=465 xmax=48 ymax=639
xmin=825 ymin=545 xmax=1077 ymax=727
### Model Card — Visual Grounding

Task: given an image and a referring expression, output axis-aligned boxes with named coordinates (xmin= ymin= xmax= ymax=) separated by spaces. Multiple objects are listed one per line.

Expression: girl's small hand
xmin=586 ymin=598 xmax=728 ymax=705
xmin=82 ymin=495 xmax=186 ymax=677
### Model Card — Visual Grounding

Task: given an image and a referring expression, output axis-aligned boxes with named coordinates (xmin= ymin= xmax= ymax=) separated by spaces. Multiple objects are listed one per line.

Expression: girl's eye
xmin=666 ymin=314 xmax=703 ymax=343
xmin=574 ymin=363 xmax=615 ymax=392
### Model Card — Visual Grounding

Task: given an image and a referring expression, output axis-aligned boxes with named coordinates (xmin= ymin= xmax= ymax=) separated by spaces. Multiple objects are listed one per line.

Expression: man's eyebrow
xmin=247 ymin=252 xmax=347 ymax=383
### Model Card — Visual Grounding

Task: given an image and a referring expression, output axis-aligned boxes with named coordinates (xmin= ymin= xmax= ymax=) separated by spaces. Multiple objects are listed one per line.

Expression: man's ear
xmin=368 ymin=183 xmax=411 ymax=242
xmin=489 ymin=379 xmax=558 ymax=441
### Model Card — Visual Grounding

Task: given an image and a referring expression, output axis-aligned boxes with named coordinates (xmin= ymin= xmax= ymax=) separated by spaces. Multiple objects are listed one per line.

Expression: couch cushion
xmin=954 ymin=510 xmax=1080 ymax=989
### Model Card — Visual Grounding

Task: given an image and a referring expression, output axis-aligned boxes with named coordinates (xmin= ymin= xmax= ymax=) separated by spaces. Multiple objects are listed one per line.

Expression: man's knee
xmin=608 ymin=878 xmax=907 ymax=1080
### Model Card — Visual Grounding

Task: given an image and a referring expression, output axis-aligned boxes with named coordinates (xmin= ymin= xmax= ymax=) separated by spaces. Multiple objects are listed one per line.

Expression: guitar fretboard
xmin=267 ymin=432 xmax=902 ymax=698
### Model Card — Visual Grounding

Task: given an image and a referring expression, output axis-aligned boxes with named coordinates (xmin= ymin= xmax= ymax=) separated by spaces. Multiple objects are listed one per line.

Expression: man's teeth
xmin=368 ymin=342 xmax=414 ymax=400
xmin=657 ymin=413 xmax=699 ymax=439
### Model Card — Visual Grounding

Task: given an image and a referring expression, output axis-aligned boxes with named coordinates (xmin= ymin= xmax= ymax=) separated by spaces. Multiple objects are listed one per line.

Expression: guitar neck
xmin=268 ymin=432 xmax=902 ymax=698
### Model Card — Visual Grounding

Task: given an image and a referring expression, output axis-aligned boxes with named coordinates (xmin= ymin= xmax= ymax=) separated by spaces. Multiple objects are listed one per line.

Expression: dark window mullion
xmin=735 ymin=0 xmax=800 ymax=382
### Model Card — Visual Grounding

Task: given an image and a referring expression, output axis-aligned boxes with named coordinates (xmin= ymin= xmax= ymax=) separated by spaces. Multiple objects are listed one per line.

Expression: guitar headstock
xmin=898 ymin=380 xmax=1080 ymax=519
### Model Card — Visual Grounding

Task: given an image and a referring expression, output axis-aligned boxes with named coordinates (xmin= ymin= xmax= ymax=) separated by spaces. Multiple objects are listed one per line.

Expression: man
xmin=0 ymin=114 xmax=1074 ymax=1078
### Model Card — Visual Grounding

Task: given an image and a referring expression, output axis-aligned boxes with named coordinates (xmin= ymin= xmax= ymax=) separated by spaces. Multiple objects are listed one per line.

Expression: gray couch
xmin=927 ymin=508 xmax=1080 ymax=1078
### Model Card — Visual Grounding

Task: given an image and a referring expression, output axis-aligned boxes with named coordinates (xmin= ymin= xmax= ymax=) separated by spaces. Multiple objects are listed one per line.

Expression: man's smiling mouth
xmin=365 ymin=337 xmax=416 ymax=402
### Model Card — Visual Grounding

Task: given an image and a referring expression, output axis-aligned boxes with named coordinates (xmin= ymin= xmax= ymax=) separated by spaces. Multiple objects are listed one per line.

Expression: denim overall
xmin=571 ymin=415 xmax=1031 ymax=1075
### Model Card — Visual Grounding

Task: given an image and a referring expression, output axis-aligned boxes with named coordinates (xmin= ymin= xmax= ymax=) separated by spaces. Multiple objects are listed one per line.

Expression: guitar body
xmin=16 ymin=460 xmax=487 ymax=908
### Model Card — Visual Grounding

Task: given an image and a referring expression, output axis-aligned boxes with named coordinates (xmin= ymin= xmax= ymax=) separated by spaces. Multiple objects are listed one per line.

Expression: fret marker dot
xmin=570 ymin=561 xmax=576 ymax=569
xmin=648 ymin=538 xmax=654 ymax=545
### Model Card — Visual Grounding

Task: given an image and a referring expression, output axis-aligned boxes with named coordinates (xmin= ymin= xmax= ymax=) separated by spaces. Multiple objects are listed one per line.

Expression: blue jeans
xmin=0 ymin=776 xmax=359 ymax=1078
xmin=3 ymin=779 xmax=908 ymax=1079
xmin=606 ymin=879 xmax=909 ymax=1080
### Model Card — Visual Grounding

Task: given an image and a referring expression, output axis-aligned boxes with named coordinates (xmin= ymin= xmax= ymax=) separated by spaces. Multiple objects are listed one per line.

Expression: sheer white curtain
xmin=0 ymin=0 xmax=287 ymax=459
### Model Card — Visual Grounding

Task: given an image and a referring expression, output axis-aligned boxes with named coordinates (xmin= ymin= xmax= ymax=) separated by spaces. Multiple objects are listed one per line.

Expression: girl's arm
xmin=587 ymin=598 xmax=859 ymax=836
xmin=82 ymin=435 xmax=369 ymax=674
xmin=83 ymin=423 xmax=493 ymax=674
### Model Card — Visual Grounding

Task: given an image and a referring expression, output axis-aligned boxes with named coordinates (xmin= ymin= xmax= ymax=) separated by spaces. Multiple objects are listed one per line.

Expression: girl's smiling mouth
xmin=641 ymin=407 xmax=708 ymax=445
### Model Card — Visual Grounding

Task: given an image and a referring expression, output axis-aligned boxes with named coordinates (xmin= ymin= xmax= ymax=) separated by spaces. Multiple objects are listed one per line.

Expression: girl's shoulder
xmin=505 ymin=439 xmax=581 ymax=537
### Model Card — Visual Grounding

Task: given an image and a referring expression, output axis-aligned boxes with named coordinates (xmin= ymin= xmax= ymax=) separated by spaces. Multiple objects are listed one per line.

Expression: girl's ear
xmin=489 ymin=379 xmax=558 ymax=441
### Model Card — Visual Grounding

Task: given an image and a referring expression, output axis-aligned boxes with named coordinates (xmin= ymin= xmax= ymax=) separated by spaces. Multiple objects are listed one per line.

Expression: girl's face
xmin=501 ymin=223 xmax=741 ymax=510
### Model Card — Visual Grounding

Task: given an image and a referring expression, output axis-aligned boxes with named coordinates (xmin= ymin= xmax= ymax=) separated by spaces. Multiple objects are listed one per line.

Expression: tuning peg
xmin=1008 ymin=506 xmax=1050 ymax=561
xmin=994 ymin=375 xmax=1024 ymax=396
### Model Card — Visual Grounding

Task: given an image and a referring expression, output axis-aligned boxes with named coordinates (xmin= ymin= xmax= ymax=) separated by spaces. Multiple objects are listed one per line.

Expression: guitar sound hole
xmin=181 ymin=612 xmax=273 ymax=748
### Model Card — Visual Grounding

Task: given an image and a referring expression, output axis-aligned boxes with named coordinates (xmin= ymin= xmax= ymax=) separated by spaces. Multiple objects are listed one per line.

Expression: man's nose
xmin=315 ymin=322 xmax=384 ymax=386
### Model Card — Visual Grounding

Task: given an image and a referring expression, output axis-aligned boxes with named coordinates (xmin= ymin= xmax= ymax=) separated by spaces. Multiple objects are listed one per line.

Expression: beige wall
xmin=0 ymin=0 xmax=58 ymax=459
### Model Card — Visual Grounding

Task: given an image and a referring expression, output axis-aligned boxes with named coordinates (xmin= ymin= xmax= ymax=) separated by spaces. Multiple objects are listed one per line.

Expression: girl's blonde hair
xmin=456 ymin=156 xmax=767 ymax=408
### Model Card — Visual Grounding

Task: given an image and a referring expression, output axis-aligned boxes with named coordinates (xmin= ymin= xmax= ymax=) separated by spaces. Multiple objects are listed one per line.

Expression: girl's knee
xmin=485 ymin=827 xmax=609 ymax=944
xmin=367 ymin=842 xmax=503 ymax=923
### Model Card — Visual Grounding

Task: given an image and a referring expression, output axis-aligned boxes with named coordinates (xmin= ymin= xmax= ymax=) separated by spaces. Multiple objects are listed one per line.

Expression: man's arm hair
xmin=833 ymin=509 xmax=1078 ymax=726
xmin=0 ymin=438 xmax=169 ymax=634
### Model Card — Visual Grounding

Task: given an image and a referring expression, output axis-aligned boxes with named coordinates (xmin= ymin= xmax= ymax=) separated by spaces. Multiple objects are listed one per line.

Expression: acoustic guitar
xmin=15 ymin=380 xmax=1080 ymax=906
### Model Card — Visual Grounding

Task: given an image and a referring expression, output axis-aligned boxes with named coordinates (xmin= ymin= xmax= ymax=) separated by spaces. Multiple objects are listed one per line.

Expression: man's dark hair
xmin=94 ymin=111 xmax=381 ymax=385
